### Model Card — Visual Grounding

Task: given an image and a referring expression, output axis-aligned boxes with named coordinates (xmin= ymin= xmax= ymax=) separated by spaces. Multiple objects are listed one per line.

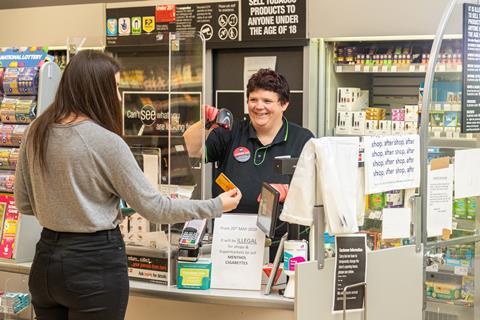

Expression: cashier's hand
xmin=219 ymin=188 xmax=242 ymax=212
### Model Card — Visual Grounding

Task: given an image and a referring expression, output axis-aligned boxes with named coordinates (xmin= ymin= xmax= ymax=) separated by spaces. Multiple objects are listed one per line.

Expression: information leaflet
xmin=333 ymin=234 xmax=367 ymax=312
xmin=210 ymin=214 xmax=265 ymax=290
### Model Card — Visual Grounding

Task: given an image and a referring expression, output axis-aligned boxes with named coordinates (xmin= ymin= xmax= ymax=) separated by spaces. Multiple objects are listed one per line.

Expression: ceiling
xmin=0 ymin=0 xmax=144 ymax=9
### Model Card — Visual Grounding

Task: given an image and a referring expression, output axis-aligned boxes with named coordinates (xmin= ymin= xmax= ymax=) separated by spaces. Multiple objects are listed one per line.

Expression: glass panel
xmin=115 ymin=32 xmax=206 ymax=285
xmin=169 ymin=32 xmax=206 ymax=262
xmin=427 ymin=3 xmax=477 ymax=241
xmin=424 ymin=1 xmax=480 ymax=318
xmin=118 ymin=50 xmax=169 ymax=92
xmin=324 ymin=38 xmax=426 ymax=252
xmin=425 ymin=242 xmax=477 ymax=318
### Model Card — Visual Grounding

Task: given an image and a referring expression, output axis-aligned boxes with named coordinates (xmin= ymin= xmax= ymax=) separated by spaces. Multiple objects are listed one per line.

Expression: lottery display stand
xmin=0 ymin=48 xmax=61 ymax=262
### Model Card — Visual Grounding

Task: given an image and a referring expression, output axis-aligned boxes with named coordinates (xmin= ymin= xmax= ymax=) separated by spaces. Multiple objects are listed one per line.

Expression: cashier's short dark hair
xmin=247 ymin=69 xmax=289 ymax=104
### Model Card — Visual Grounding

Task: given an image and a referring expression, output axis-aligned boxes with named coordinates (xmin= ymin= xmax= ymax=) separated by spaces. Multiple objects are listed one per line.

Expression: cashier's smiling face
xmin=247 ymin=89 xmax=288 ymax=133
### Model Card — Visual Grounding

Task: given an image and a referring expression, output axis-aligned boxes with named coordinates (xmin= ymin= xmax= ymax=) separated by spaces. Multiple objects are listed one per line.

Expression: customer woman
xmin=14 ymin=50 xmax=241 ymax=320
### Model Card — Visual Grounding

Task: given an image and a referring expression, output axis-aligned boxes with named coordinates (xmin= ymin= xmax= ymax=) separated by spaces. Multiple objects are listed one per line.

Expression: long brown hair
xmin=27 ymin=50 xmax=122 ymax=173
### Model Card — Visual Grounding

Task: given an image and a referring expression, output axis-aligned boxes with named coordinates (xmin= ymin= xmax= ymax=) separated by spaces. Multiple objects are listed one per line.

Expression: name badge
xmin=233 ymin=146 xmax=251 ymax=163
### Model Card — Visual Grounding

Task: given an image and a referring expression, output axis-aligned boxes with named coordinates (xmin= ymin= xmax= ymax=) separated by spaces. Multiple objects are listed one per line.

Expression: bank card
xmin=215 ymin=172 xmax=237 ymax=192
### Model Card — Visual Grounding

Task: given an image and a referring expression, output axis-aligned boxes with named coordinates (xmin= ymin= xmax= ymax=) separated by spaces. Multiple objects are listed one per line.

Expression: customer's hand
xmin=219 ymin=188 xmax=242 ymax=212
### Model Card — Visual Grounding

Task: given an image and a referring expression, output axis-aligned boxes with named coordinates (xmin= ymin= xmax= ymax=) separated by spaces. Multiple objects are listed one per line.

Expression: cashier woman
xmin=185 ymin=68 xmax=314 ymax=213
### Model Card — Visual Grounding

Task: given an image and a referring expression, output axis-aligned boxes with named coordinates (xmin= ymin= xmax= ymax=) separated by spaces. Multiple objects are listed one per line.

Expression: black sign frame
xmin=333 ymin=234 xmax=367 ymax=312
xmin=462 ymin=3 xmax=480 ymax=132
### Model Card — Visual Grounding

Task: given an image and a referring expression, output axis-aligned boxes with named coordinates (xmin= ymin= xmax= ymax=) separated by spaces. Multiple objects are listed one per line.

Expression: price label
xmin=454 ymin=266 xmax=469 ymax=276
xmin=372 ymin=66 xmax=379 ymax=72
xmin=336 ymin=65 xmax=343 ymax=73
xmin=409 ymin=65 xmax=416 ymax=72
xmin=363 ymin=66 xmax=370 ymax=72
xmin=426 ymin=264 xmax=439 ymax=272
xmin=355 ymin=65 xmax=362 ymax=72
xmin=419 ymin=65 xmax=426 ymax=72
xmin=381 ymin=66 xmax=388 ymax=72
xmin=438 ymin=64 xmax=446 ymax=72
xmin=391 ymin=66 xmax=398 ymax=72
xmin=456 ymin=65 xmax=462 ymax=72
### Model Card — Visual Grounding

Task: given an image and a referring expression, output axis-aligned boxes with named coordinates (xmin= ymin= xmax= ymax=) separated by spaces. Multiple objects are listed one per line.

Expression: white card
xmin=382 ymin=208 xmax=411 ymax=239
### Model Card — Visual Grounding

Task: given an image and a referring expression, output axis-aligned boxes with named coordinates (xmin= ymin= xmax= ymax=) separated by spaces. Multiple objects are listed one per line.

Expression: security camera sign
xmin=106 ymin=2 xmax=239 ymax=47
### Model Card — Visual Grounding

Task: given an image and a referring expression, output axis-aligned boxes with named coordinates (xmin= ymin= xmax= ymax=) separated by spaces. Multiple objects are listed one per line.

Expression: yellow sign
xmin=142 ymin=16 xmax=155 ymax=33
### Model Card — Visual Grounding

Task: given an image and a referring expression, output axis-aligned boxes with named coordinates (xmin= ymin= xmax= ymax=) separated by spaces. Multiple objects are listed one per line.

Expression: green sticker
xmin=132 ymin=17 xmax=142 ymax=35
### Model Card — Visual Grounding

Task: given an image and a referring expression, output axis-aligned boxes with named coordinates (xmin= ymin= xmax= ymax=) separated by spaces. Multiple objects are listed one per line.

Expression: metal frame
xmin=420 ymin=0 xmax=458 ymax=251
xmin=421 ymin=1 xmax=480 ymax=319
xmin=342 ymin=282 xmax=367 ymax=320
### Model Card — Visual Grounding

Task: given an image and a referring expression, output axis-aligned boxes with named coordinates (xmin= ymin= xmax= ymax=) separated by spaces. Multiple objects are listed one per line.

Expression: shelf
xmin=429 ymin=136 xmax=479 ymax=148
xmin=453 ymin=219 xmax=476 ymax=232
xmin=334 ymin=63 xmax=461 ymax=74
xmin=120 ymin=83 xmax=202 ymax=92
xmin=426 ymin=264 xmax=474 ymax=277
xmin=427 ymin=297 xmax=473 ymax=308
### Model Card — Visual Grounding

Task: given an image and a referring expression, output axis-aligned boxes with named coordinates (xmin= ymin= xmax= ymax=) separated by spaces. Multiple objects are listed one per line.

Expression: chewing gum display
xmin=0 ymin=172 xmax=15 ymax=193
xmin=0 ymin=125 xmax=26 ymax=147
xmin=0 ymin=97 xmax=36 ymax=124
xmin=0 ymin=69 xmax=4 ymax=96
xmin=3 ymin=67 xmax=39 ymax=95
xmin=0 ymin=148 xmax=19 ymax=170
xmin=215 ymin=172 xmax=237 ymax=192
xmin=0 ymin=98 xmax=16 ymax=123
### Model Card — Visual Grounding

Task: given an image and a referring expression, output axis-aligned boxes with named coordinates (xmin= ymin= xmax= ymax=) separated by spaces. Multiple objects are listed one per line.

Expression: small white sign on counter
xmin=382 ymin=208 xmax=411 ymax=239
xmin=210 ymin=214 xmax=265 ymax=290
xmin=454 ymin=148 xmax=480 ymax=198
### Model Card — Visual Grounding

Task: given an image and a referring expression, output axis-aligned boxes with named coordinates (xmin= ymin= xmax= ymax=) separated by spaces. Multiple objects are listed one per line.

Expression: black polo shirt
xmin=206 ymin=118 xmax=314 ymax=213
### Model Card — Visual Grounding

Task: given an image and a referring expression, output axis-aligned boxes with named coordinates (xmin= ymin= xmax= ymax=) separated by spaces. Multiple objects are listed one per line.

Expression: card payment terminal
xmin=178 ymin=219 xmax=207 ymax=262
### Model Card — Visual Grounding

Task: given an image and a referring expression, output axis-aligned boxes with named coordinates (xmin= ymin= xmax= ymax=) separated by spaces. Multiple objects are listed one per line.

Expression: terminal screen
xmin=257 ymin=183 xmax=280 ymax=238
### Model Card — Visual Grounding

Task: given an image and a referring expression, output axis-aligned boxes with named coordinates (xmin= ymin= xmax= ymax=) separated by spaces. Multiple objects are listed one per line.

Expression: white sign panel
xmin=382 ymin=208 xmax=411 ymax=239
xmin=211 ymin=214 xmax=265 ymax=290
xmin=454 ymin=149 xmax=480 ymax=198
xmin=427 ymin=165 xmax=454 ymax=236
xmin=364 ymin=135 xmax=420 ymax=194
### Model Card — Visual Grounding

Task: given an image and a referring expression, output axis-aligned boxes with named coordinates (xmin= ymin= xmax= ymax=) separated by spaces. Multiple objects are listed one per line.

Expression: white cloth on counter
xmin=280 ymin=137 xmax=361 ymax=235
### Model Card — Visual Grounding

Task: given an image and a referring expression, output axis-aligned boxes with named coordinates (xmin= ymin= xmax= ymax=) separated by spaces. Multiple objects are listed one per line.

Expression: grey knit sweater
xmin=14 ymin=120 xmax=222 ymax=232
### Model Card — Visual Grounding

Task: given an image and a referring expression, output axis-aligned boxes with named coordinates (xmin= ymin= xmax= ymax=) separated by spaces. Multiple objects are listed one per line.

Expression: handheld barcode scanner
xmin=205 ymin=108 xmax=233 ymax=130
xmin=178 ymin=219 xmax=207 ymax=262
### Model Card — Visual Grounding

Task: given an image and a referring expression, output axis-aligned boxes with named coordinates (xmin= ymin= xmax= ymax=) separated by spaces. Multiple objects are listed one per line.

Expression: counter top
xmin=130 ymin=280 xmax=293 ymax=309
xmin=0 ymin=261 xmax=294 ymax=310
xmin=0 ymin=260 xmax=31 ymax=275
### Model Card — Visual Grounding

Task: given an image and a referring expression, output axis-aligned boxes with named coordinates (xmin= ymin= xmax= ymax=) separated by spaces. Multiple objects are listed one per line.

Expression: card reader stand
xmin=178 ymin=219 xmax=207 ymax=262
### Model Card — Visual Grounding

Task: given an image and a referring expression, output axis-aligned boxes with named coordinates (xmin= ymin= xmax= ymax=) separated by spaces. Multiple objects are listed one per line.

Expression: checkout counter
xmin=121 ymin=174 xmax=295 ymax=320
xmin=0 ymin=260 xmax=293 ymax=320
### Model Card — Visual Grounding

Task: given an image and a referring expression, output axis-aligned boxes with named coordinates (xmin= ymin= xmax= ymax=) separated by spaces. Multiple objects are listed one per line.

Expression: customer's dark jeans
xmin=29 ymin=227 xmax=129 ymax=320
